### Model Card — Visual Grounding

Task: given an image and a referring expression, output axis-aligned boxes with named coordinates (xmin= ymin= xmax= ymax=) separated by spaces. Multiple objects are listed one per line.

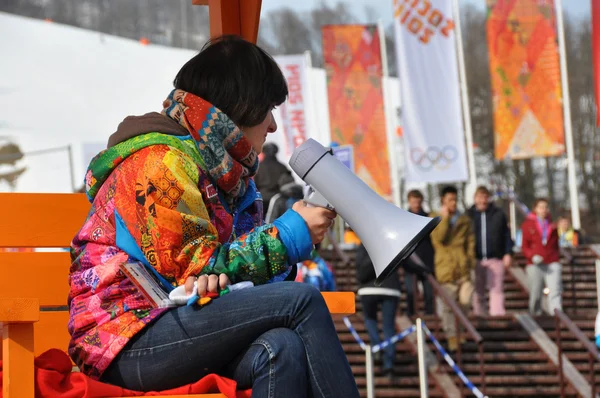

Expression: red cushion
xmin=0 ymin=349 xmax=252 ymax=398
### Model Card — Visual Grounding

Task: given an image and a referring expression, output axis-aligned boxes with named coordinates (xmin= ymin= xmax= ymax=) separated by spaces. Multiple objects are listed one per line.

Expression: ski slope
xmin=0 ymin=12 xmax=198 ymax=192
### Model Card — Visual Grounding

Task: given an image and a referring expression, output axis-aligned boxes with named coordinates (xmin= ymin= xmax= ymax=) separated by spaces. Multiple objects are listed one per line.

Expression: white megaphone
xmin=289 ymin=139 xmax=440 ymax=285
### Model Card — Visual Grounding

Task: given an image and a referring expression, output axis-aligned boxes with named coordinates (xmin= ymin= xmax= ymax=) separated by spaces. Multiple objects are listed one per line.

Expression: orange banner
xmin=322 ymin=25 xmax=391 ymax=200
xmin=487 ymin=0 xmax=565 ymax=159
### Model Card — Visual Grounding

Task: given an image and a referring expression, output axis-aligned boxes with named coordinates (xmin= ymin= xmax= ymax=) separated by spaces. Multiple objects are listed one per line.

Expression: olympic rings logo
xmin=410 ymin=145 xmax=458 ymax=171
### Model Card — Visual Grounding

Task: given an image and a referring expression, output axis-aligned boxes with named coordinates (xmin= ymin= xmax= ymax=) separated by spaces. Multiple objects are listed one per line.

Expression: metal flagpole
xmin=509 ymin=189 xmax=517 ymax=241
xmin=452 ymin=0 xmax=477 ymax=199
xmin=365 ymin=345 xmax=376 ymax=398
xmin=416 ymin=318 xmax=429 ymax=398
xmin=378 ymin=19 xmax=401 ymax=208
xmin=554 ymin=0 xmax=581 ymax=230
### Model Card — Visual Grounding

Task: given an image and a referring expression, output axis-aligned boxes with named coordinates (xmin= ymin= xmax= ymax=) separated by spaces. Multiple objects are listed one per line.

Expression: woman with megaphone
xmin=67 ymin=36 xmax=360 ymax=397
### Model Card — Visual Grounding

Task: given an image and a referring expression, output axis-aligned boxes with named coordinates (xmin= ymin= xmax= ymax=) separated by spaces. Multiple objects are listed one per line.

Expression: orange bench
xmin=0 ymin=193 xmax=355 ymax=397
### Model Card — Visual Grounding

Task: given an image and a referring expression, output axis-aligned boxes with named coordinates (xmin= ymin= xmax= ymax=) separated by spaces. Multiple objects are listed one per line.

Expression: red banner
xmin=322 ymin=25 xmax=391 ymax=201
xmin=487 ymin=0 xmax=565 ymax=159
xmin=593 ymin=0 xmax=600 ymax=126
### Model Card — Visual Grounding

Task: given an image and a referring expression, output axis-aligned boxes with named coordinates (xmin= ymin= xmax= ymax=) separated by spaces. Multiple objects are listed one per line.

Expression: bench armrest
xmin=0 ymin=298 xmax=40 ymax=323
xmin=322 ymin=292 xmax=355 ymax=315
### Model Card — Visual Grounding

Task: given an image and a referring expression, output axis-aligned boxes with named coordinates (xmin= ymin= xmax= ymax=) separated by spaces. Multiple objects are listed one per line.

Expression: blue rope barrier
xmin=343 ymin=317 xmax=415 ymax=352
xmin=343 ymin=317 xmax=487 ymax=398
xmin=343 ymin=317 xmax=367 ymax=350
xmin=422 ymin=324 xmax=488 ymax=398
xmin=372 ymin=325 xmax=415 ymax=353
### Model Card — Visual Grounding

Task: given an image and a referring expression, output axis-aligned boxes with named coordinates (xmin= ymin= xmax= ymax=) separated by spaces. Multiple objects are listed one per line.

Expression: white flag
xmin=273 ymin=54 xmax=310 ymax=158
xmin=394 ymin=0 xmax=468 ymax=183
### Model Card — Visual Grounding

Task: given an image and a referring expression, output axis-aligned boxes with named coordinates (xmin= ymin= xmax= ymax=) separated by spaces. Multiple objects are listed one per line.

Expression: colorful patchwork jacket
xmin=68 ymin=100 xmax=313 ymax=380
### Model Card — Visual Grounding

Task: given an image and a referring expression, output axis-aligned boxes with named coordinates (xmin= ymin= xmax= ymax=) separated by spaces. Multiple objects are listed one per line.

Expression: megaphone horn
xmin=289 ymin=139 xmax=440 ymax=285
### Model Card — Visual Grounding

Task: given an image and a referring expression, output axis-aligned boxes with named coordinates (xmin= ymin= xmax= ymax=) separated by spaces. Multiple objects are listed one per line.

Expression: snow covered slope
xmin=0 ymin=12 xmax=197 ymax=192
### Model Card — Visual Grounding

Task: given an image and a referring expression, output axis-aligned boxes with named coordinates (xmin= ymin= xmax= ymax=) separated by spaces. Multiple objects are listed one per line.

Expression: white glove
xmin=532 ymin=255 xmax=544 ymax=265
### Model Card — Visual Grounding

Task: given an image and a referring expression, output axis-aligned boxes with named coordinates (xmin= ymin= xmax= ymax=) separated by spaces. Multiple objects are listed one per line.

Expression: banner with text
xmin=274 ymin=54 xmax=310 ymax=158
xmin=487 ymin=0 xmax=565 ymax=159
xmin=394 ymin=0 xmax=468 ymax=183
xmin=322 ymin=24 xmax=392 ymax=201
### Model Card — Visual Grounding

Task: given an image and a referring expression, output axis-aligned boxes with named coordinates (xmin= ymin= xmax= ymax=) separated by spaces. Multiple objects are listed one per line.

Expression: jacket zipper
xmin=228 ymin=188 xmax=257 ymax=243
xmin=481 ymin=212 xmax=487 ymax=259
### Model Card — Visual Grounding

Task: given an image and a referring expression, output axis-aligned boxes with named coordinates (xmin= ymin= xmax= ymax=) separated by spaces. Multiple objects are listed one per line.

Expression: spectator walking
xmin=466 ymin=186 xmax=514 ymax=316
xmin=521 ymin=198 xmax=562 ymax=315
xmin=356 ymin=243 xmax=401 ymax=379
xmin=430 ymin=186 xmax=475 ymax=351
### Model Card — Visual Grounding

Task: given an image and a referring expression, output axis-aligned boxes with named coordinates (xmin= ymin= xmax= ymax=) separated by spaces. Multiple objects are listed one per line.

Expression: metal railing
xmin=343 ymin=316 xmax=487 ymax=398
xmin=326 ymin=230 xmax=351 ymax=268
xmin=427 ymin=274 xmax=486 ymax=396
xmin=325 ymin=237 xmax=486 ymax=396
xmin=554 ymin=309 xmax=600 ymax=398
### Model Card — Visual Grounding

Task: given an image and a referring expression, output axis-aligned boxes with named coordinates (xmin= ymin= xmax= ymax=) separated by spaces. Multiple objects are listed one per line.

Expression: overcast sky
xmin=262 ymin=0 xmax=590 ymax=26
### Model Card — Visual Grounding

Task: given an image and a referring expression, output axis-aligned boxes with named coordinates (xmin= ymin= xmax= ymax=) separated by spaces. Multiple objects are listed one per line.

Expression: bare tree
xmin=0 ymin=142 xmax=27 ymax=190
xmin=308 ymin=1 xmax=357 ymax=66
xmin=565 ymin=15 xmax=599 ymax=235
xmin=260 ymin=8 xmax=313 ymax=55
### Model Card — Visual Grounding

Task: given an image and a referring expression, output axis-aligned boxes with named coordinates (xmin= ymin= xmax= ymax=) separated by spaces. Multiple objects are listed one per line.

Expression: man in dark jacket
xmin=254 ymin=143 xmax=293 ymax=216
xmin=356 ymin=243 xmax=401 ymax=379
xmin=264 ymin=174 xmax=304 ymax=223
xmin=466 ymin=186 xmax=514 ymax=316
xmin=404 ymin=190 xmax=435 ymax=316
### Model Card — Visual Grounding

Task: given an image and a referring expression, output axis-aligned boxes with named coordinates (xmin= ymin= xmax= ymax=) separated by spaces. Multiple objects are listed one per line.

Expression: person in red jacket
xmin=520 ymin=198 xmax=562 ymax=315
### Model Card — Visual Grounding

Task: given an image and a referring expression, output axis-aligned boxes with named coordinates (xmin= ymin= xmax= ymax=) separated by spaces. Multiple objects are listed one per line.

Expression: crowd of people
xmin=352 ymin=186 xmax=585 ymax=371
xmin=254 ymin=141 xmax=584 ymax=356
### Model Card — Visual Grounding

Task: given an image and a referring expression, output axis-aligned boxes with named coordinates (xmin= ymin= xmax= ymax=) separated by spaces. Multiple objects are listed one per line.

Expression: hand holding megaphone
xmin=289 ymin=139 xmax=440 ymax=284
xmin=304 ymin=186 xmax=334 ymax=210
xmin=291 ymin=199 xmax=336 ymax=244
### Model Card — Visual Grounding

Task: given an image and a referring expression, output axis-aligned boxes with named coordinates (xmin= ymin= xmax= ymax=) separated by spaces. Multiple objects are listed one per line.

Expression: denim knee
xmin=252 ymin=328 xmax=307 ymax=374
xmin=279 ymin=281 xmax=326 ymax=308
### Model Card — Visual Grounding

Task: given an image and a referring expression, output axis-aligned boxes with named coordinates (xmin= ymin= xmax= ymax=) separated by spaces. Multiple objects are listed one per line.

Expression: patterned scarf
xmin=162 ymin=89 xmax=259 ymax=203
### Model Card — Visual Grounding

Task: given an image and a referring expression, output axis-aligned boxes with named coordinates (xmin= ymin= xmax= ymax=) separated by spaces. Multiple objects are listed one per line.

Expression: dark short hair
xmin=407 ymin=189 xmax=424 ymax=200
xmin=262 ymin=142 xmax=278 ymax=157
xmin=475 ymin=185 xmax=491 ymax=196
xmin=441 ymin=185 xmax=458 ymax=198
xmin=173 ymin=35 xmax=288 ymax=127
xmin=533 ymin=198 xmax=549 ymax=208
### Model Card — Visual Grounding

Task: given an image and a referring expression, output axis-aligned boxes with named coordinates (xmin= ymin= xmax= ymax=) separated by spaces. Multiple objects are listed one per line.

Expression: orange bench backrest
xmin=0 ymin=193 xmax=90 ymax=356
xmin=0 ymin=193 xmax=355 ymax=359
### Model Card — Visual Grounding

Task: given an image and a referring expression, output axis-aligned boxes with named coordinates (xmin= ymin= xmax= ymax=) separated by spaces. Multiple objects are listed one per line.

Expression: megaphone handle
xmin=304 ymin=187 xmax=334 ymax=210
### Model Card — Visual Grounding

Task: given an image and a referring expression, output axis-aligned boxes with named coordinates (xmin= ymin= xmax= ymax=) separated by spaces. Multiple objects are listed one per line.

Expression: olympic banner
xmin=393 ymin=0 xmax=468 ymax=183
xmin=274 ymin=54 xmax=310 ymax=158
xmin=487 ymin=0 xmax=565 ymax=159
xmin=322 ymin=24 xmax=392 ymax=201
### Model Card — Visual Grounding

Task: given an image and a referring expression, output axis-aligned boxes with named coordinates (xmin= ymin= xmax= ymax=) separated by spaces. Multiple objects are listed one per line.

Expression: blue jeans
xmin=101 ymin=282 xmax=359 ymax=398
xmin=404 ymin=271 xmax=434 ymax=316
xmin=359 ymin=295 xmax=399 ymax=370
